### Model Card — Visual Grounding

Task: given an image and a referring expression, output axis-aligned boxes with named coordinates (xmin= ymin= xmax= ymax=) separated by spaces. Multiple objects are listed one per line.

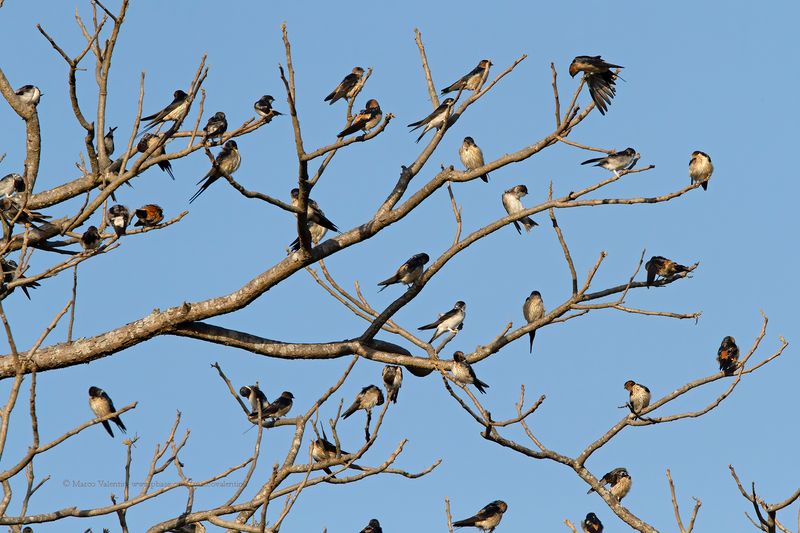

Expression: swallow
xmin=310 ymin=437 xmax=349 ymax=476
xmin=418 ymin=300 xmax=466 ymax=344
xmin=22 ymin=528 xmax=33 ymax=533
xmin=408 ymin=98 xmax=455 ymax=143
xmin=644 ymin=256 xmax=691 ymax=286
xmin=254 ymin=94 xmax=280 ymax=118
xmin=568 ymin=56 xmax=623 ymax=115
xmin=324 ymin=66 xmax=365 ymax=104
xmin=80 ymin=226 xmax=102 ymax=251
xmin=0 ymin=198 xmax=49 ymax=226
xmin=1 ymin=259 xmax=40 ymax=299
xmin=623 ymin=380 xmax=651 ymax=415
xmin=452 ymin=351 xmax=489 ymax=394
xmin=141 ymin=89 xmax=189 ymax=133
xmin=15 ymin=85 xmax=42 ymax=106
xmin=441 ymin=59 xmax=492 ymax=95
xmin=133 ymin=204 xmax=164 ymax=227
xmin=104 ymin=126 xmax=117 ymax=155
xmin=107 ymin=204 xmax=130 ymax=236
xmin=452 ymin=500 xmax=508 ymax=532
xmin=239 ymin=384 xmax=269 ymax=416
xmin=717 ymin=336 xmax=740 ymax=375
xmin=382 ymin=365 xmax=403 ymax=404
xmin=202 ymin=111 xmax=227 ymax=145
xmin=581 ymin=512 xmax=603 ymax=533
xmin=0 ymin=173 xmax=26 ymax=198
xmin=502 ymin=185 xmax=538 ymax=233
xmin=689 ymin=151 xmax=713 ymax=191
xmin=523 ymin=290 xmax=545 ymax=353
xmin=588 ymin=467 xmax=631 ymax=501
xmin=190 ymin=140 xmax=241 ymax=203
xmin=359 ymin=518 xmax=382 ymax=533
xmin=581 ymin=148 xmax=639 ymax=177
xmin=288 ymin=220 xmax=328 ymax=252
xmin=460 ymin=136 xmax=489 ymax=183
xmin=342 ymin=385 xmax=384 ymax=419
xmin=259 ymin=391 xmax=294 ymax=419
xmin=88 ymin=386 xmax=127 ymax=438
xmin=337 ymin=99 xmax=382 ymax=138
xmin=137 ymin=133 xmax=175 ymax=179
xmin=290 ymin=188 xmax=339 ymax=232
xmin=377 ymin=252 xmax=429 ymax=291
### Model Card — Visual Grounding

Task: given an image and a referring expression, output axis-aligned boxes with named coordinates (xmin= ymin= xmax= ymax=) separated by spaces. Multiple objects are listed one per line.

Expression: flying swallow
xmin=460 ymin=136 xmax=489 ymax=182
xmin=452 ymin=500 xmax=508 ymax=532
xmin=523 ymin=290 xmax=544 ymax=353
xmin=689 ymin=151 xmax=713 ymax=191
xmin=80 ymin=226 xmax=102 ymax=251
xmin=382 ymin=365 xmax=403 ymax=404
xmin=359 ymin=519 xmax=383 ymax=533
xmin=568 ymin=56 xmax=623 ymax=115
xmin=103 ymin=127 xmax=117 ymax=156
xmin=441 ymin=59 xmax=492 ymax=95
xmin=288 ymin=220 xmax=328 ymax=252
xmin=137 ymin=133 xmax=175 ymax=179
xmin=623 ymin=380 xmax=651 ymax=415
xmin=189 ymin=140 xmax=241 ymax=203
xmin=239 ymin=384 xmax=269 ymax=416
xmin=141 ymin=90 xmax=189 ymax=133
xmin=717 ymin=336 xmax=740 ymax=375
xmin=0 ymin=173 xmax=26 ymax=198
xmin=581 ymin=512 xmax=603 ymax=533
xmin=418 ymin=300 xmax=466 ymax=344
xmin=88 ymin=386 xmax=127 ymax=438
xmin=452 ymin=351 xmax=489 ymax=394
xmin=588 ymin=467 xmax=631 ymax=501
xmin=581 ymin=148 xmax=639 ymax=177
xmin=133 ymin=204 xmax=164 ymax=227
xmin=1 ymin=259 xmax=39 ymax=299
xmin=408 ymin=98 xmax=455 ymax=143
xmin=502 ymin=185 xmax=538 ymax=233
xmin=342 ymin=385 xmax=384 ymax=419
xmin=290 ymin=188 xmax=339 ymax=232
xmin=324 ymin=67 xmax=365 ymax=104
xmin=107 ymin=204 xmax=130 ymax=236
xmin=254 ymin=95 xmax=283 ymax=118
xmin=310 ymin=437 xmax=349 ymax=476
xmin=15 ymin=85 xmax=42 ymax=106
xmin=259 ymin=391 xmax=294 ymax=419
xmin=202 ymin=111 xmax=227 ymax=145
xmin=377 ymin=252 xmax=429 ymax=291
xmin=337 ymin=99 xmax=382 ymax=138
xmin=644 ymin=256 xmax=691 ymax=286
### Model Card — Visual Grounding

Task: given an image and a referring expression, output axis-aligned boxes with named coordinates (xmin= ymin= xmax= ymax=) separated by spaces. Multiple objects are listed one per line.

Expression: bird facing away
xmin=418 ymin=300 xmax=466 ymax=344
xmin=259 ymin=391 xmax=294 ymax=419
xmin=588 ymin=467 xmax=632 ymax=501
xmin=104 ymin=126 xmax=117 ymax=155
xmin=239 ymin=384 xmax=269 ymax=416
xmin=689 ymin=150 xmax=714 ymax=190
xmin=580 ymin=148 xmax=639 ymax=176
xmin=0 ymin=173 xmax=26 ymax=198
xmin=107 ymin=204 xmax=130 ymax=237
xmin=289 ymin=188 xmax=339 ymax=233
xmin=342 ymin=385 xmax=384 ymax=419
xmin=382 ymin=365 xmax=403 ymax=403
xmin=1 ymin=259 xmax=40 ymax=299
xmin=452 ymin=500 xmax=508 ymax=532
xmin=502 ymin=185 xmax=538 ymax=233
xmin=623 ymin=380 xmax=651 ymax=415
xmin=441 ymin=59 xmax=492 ymax=95
xmin=452 ymin=351 xmax=489 ymax=394
xmin=325 ymin=66 xmax=365 ymax=104
xmin=717 ymin=336 xmax=740 ymax=375
xmin=359 ymin=518 xmax=383 ymax=533
xmin=80 ymin=226 xmax=102 ymax=251
xmin=137 ymin=133 xmax=175 ymax=179
xmin=407 ymin=98 xmax=455 ymax=143
xmin=377 ymin=253 xmax=429 ymax=291
xmin=582 ymin=512 xmax=604 ymax=533
xmin=141 ymin=89 xmax=189 ymax=132
xmin=337 ymin=99 xmax=382 ymax=138
xmin=202 ymin=111 xmax=228 ymax=145
xmin=189 ymin=140 xmax=241 ymax=203
xmin=523 ymin=290 xmax=545 ymax=353
xmin=88 ymin=386 xmax=127 ymax=438
xmin=310 ymin=437 xmax=350 ymax=476
xmin=645 ymin=256 xmax=691 ymax=286
xmin=254 ymin=94 xmax=283 ymax=118
xmin=288 ymin=220 xmax=328 ymax=252
xmin=460 ymin=136 xmax=489 ymax=182
xmin=15 ymin=85 xmax=42 ymax=106
xmin=568 ymin=56 xmax=623 ymax=115
xmin=133 ymin=204 xmax=164 ymax=227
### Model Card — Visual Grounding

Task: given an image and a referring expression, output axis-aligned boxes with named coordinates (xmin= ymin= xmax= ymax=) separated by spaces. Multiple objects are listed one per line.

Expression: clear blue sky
xmin=0 ymin=1 xmax=796 ymax=531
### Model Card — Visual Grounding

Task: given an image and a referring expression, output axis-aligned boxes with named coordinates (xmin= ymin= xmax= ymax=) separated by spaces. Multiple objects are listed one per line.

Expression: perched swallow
xmin=15 ymin=85 xmax=42 ymax=106
xmin=288 ymin=220 xmax=328 ymax=252
xmin=623 ymin=380 xmax=651 ymax=415
xmin=259 ymin=391 xmax=294 ymax=419
xmin=377 ymin=252 xmax=429 ymax=291
xmin=190 ymin=140 xmax=241 ymax=203
xmin=382 ymin=365 xmax=403 ymax=404
xmin=1 ymin=259 xmax=40 ymax=299
xmin=359 ymin=519 xmax=382 ymax=533
xmin=324 ymin=66 xmax=365 ymax=104
xmin=441 ymin=59 xmax=492 ymax=95
xmin=717 ymin=336 xmax=740 ymax=375
xmin=80 ymin=226 xmax=102 ymax=251
xmin=581 ymin=148 xmax=638 ymax=176
xmin=0 ymin=198 xmax=48 ymax=227
xmin=134 ymin=204 xmax=164 ymax=227
xmin=167 ymin=524 xmax=206 ymax=533
xmin=408 ymin=98 xmax=455 ymax=143
xmin=689 ymin=151 xmax=714 ymax=191
xmin=418 ymin=300 xmax=466 ymax=344
xmin=104 ymin=126 xmax=117 ymax=155
xmin=502 ymin=185 xmax=538 ymax=233
xmin=137 ymin=133 xmax=175 ymax=179
xmin=107 ymin=204 xmax=130 ymax=236
xmin=342 ymin=385 xmax=384 ymax=419
xmin=460 ymin=136 xmax=489 ymax=183
xmin=588 ymin=467 xmax=631 ymax=501
xmin=452 ymin=351 xmax=489 ymax=394
xmin=337 ymin=99 xmax=382 ymax=138
xmin=644 ymin=256 xmax=691 ymax=286
xmin=141 ymin=90 xmax=189 ymax=132
xmin=568 ymin=56 xmax=623 ymax=115
xmin=452 ymin=500 xmax=508 ymax=532
xmin=239 ymin=384 xmax=269 ymax=416
xmin=0 ymin=173 xmax=26 ymax=198
xmin=254 ymin=95 xmax=282 ymax=118
xmin=581 ymin=512 xmax=603 ymax=533
xmin=88 ymin=386 xmax=127 ymax=438
xmin=290 ymin=188 xmax=339 ymax=232
xmin=22 ymin=528 xmax=33 ymax=533
xmin=202 ymin=112 xmax=227 ymax=145
xmin=310 ymin=437 xmax=349 ymax=476
xmin=523 ymin=290 xmax=544 ymax=353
